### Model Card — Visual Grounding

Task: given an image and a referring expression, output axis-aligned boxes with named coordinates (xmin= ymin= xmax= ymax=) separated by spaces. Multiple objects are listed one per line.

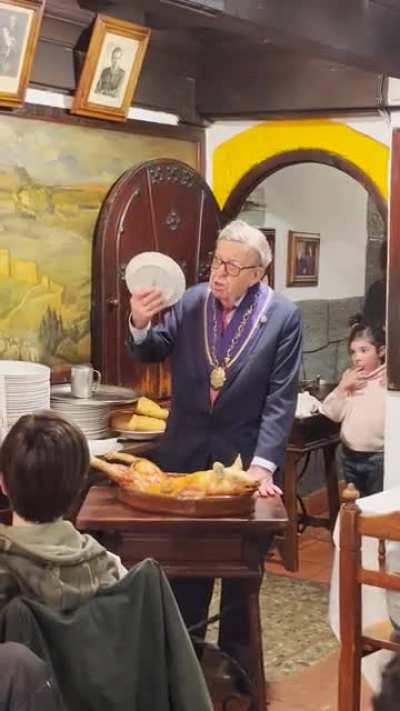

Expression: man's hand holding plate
xmin=130 ymin=287 xmax=167 ymax=329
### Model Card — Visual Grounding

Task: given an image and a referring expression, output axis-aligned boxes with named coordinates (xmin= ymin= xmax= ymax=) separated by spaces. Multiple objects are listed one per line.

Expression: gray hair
xmin=217 ymin=220 xmax=272 ymax=269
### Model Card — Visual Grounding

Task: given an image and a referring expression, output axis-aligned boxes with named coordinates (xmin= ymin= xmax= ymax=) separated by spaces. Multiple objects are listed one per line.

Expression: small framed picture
xmin=287 ymin=231 xmax=320 ymax=287
xmin=71 ymin=14 xmax=151 ymax=122
xmin=260 ymin=228 xmax=275 ymax=288
xmin=0 ymin=0 xmax=44 ymax=108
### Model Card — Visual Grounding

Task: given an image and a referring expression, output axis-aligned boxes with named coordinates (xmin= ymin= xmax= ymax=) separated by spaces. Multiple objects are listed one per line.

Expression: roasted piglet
xmin=90 ymin=452 xmax=257 ymax=498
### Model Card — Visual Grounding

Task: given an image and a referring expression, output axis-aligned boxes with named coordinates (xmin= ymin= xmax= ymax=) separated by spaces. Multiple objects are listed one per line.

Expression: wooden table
xmin=93 ymin=422 xmax=340 ymax=576
xmin=76 ymin=485 xmax=288 ymax=711
xmin=278 ymin=414 xmax=341 ymax=572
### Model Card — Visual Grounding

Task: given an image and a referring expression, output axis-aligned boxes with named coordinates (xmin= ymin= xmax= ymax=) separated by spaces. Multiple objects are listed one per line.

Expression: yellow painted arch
xmin=212 ymin=119 xmax=389 ymax=209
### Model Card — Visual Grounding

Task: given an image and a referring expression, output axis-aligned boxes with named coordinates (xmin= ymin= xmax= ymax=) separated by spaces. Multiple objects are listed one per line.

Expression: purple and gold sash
xmin=204 ymin=283 xmax=272 ymax=383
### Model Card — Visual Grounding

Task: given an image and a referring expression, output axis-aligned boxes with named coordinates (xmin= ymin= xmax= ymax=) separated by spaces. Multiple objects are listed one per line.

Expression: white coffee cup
xmin=71 ymin=364 xmax=101 ymax=399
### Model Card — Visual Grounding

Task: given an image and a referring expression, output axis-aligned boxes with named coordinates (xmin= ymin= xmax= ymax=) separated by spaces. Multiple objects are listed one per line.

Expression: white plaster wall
xmin=25 ymin=88 xmax=179 ymax=125
xmin=205 ymin=114 xmax=390 ymax=185
xmin=205 ymin=120 xmax=262 ymax=184
xmin=333 ymin=114 xmax=390 ymax=146
xmin=241 ymin=162 xmax=369 ymax=301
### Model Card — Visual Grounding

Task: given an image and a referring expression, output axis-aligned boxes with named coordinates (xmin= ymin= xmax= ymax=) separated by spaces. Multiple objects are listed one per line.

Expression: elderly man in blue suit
xmin=127 ymin=219 xmax=302 ymax=668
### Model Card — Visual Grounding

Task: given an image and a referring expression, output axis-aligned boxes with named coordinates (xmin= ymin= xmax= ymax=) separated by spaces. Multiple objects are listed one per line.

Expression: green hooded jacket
xmin=0 ymin=559 xmax=213 ymax=711
xmin=0 ymin=520 xmax=126 ymax=612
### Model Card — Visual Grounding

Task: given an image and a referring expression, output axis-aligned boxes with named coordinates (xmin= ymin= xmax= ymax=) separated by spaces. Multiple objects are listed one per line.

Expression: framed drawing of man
xmin=72 ymin=15 xmax=151 ymax=122
xmin=0 ymin=0 xmax=44 ymax=108
xmin=287 ymin=231 xmax=320 ymax=287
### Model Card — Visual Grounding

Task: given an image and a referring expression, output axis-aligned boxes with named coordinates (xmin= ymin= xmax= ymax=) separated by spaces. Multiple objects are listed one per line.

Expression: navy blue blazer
xmin=127 ymin=284 xmax=302 ymax=474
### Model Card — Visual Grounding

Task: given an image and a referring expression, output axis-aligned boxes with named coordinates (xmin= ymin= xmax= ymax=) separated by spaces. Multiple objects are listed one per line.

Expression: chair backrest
xmin=338 ymin=500 xmax=400 ymax=711
xmin=0 ymin=559 xmax=213 ymax=711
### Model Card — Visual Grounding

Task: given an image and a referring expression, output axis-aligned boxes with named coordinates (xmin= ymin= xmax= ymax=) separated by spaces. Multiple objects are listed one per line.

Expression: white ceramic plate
xmin=116 ymin=429 xmax=164 ymax=441
xmin=124 ymin=252 xmax=186 ymax=307
xmin=0 ymin=360 xmax=50 ymax=378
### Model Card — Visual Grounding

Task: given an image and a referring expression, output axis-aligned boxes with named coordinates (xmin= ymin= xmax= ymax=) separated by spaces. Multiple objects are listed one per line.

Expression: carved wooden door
xmin=92 ymin=159 xmax=223 ymax=397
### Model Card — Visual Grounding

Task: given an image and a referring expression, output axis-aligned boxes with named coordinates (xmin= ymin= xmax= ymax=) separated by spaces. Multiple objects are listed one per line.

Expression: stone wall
xmin=294 ymin=295 xmax=364 ymax=498
xmin=296 ymin=295 xmax=363 ymax=384
xmin=365 ymin=195 xmax=386 ymax=292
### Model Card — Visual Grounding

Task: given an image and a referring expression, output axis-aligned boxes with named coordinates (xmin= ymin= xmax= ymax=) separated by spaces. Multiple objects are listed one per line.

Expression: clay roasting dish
xmin=90 ymin=452 xmax=258 ymax=517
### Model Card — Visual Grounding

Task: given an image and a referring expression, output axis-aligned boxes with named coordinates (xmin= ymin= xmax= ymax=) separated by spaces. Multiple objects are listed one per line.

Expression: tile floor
xmin=264 ymin=525 xmax=374 ymax=710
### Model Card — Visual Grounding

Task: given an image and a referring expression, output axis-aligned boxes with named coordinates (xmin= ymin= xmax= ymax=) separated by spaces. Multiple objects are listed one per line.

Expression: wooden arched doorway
xmin=91 ymin=158 xmax=223 ymax=394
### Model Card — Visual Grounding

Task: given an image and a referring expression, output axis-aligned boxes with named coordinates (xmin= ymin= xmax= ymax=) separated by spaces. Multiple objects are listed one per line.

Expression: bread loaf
xmin=128 ymin=414 xmax=166 ymax=432
xmin=136 ymin=396 xmax=169 ymax=421
xmin=110 ymin=412 xmax=131 ymax=431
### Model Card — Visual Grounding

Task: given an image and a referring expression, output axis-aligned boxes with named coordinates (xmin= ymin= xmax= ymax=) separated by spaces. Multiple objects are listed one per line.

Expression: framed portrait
xmin=287 ymin=230 xmax=320 ymax=287
xmin=0 ymin=0 xmax=44 ymax=108
xmin=72 ymin=14 xmax=151 ymax=122
xmin=260 ymin=228 xmax=275 ymax=288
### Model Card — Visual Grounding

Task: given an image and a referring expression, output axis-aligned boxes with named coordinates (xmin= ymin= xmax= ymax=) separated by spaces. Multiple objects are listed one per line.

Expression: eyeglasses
xmin=210 ymin=256 xmax=260 ymax=278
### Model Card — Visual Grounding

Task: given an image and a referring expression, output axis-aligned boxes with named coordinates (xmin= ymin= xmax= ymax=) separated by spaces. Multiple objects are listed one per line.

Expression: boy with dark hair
xmin=0 ymin=411 xmax=126 ymax=612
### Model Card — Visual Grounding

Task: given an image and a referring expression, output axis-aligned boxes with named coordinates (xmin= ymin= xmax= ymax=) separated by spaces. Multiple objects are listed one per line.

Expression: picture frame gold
xmin=287 ymin=230 xmax=320 ymax=287
xmin=0 ymin=0 xmax=44 ymax=108
xmin=71 ymin=14 xmax=151 ymax=123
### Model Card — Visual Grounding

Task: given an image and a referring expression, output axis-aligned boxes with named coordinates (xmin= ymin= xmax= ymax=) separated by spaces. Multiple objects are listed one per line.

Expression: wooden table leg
xmin=276 ymin=450 xmax=299 ymax=571
xmin=323 ymin=443 xmax=340 ymax=532
xmin=246 ymin=576 xmax=266 ymax=711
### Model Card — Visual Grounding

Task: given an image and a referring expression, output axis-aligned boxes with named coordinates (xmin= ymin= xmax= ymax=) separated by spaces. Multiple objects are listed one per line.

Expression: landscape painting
xmin=0 ymin=114 xmax=199 ymax=366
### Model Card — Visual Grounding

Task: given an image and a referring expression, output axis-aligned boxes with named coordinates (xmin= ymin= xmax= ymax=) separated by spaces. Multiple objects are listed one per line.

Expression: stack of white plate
xmin=0 ymin=360 xmax=50 ymax=429
xmin=50 ymin=384 xmax=139 ymax=440
xmin=50 ymin=400 xmax=112 ymax=439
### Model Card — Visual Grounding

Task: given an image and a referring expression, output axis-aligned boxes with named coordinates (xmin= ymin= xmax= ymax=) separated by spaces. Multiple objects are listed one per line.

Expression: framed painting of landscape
xmin=0 ymin=111 xmax=202 ymax=369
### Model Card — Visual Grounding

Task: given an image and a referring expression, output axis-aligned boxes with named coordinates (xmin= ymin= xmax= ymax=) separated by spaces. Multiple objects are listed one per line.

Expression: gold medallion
xmin=210 ymin=366 xmax=226 ymax=390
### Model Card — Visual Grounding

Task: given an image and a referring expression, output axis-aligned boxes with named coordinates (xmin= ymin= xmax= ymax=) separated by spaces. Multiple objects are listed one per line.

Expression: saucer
xmin=125 ymin=252 xmax=186 ymax=307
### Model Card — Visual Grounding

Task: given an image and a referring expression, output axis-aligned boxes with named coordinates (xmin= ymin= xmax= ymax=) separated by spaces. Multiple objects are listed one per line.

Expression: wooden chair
xmin=338 ymin=485 xmax=400 ymax=711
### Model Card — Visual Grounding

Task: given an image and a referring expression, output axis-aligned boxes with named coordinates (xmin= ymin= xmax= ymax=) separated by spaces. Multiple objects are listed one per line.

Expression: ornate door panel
xmin=92 ymin=159 xmax=223 ymax=396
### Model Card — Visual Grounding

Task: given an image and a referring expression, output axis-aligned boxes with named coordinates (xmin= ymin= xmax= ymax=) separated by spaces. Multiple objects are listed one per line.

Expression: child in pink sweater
xmin=320 ymin=322 xmax=385 ymax=498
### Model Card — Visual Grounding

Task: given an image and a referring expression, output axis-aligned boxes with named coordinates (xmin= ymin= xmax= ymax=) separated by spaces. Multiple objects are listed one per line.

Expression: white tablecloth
xmin=329 ymin=485 xmax=400 ymax=690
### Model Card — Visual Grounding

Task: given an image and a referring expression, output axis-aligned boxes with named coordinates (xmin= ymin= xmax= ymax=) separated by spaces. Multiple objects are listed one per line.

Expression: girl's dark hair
xmin=348 ymin=319 xmax=386 ymax=352
xmin=0 ymin=410 xmax=89 ymax=523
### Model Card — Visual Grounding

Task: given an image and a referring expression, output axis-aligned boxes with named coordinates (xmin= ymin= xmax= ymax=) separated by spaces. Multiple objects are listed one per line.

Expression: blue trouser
xmin=171 ymin=536 xmax=274 ymax=673
xmin=341 ymin=446 xmax=384 ymax=498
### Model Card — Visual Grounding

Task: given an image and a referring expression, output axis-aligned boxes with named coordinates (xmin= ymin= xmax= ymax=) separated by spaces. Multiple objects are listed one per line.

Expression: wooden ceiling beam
xmin=223 ymin=0 xmax=400 ymax=78
xmin=197 ymin=43 xmax=385 ymax=118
